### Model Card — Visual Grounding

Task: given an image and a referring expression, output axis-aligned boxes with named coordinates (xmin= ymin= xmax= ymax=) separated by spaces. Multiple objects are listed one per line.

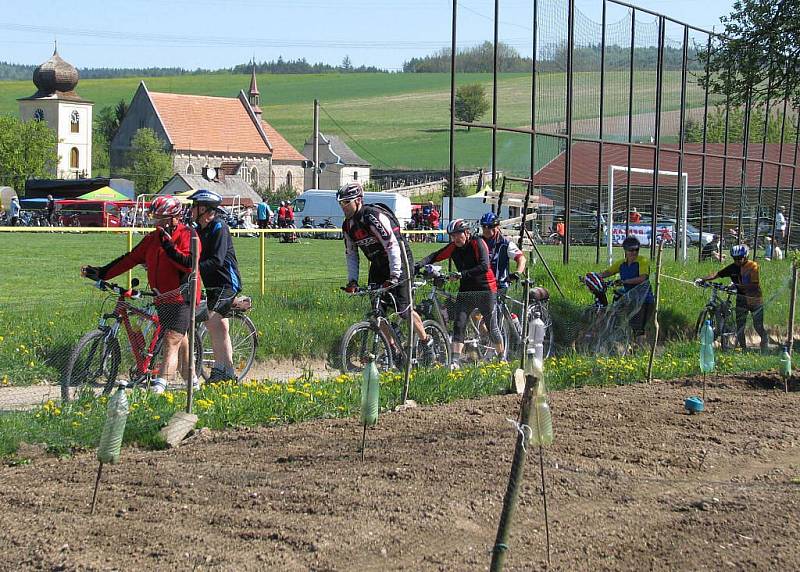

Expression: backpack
xmin=365 ymin=202 xmax=401 ymax=232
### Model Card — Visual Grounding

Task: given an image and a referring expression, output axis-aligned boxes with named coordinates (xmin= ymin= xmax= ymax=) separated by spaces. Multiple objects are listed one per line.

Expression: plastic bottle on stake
xmin=529 ymin=316 xmax=546 ymax=363
xmin=360 ymin=358 xmax=380 ymax=427
xmin=97 ymin=382 xmax=129 ymax=465
xmin=699 ymin=320 xmax=715 ymax=374
xmin=527 ymin=358 xmax=554 ymax=446
xmin=780 ymin=346 xmax=792 ymax=379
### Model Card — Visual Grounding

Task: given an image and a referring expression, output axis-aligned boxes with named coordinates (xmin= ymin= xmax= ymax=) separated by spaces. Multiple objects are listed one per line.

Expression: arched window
xmin=70 ymin=110 xmax=80 ymax=133
xmin=286 ymin=171 xmax=293 ymax=189
xmin=250 ymin=167 xmax=259 ymax=187
xmin=186 ymin=164 xmax=195 ymax=175
xmin=70 ymin=147 xmax=79 ymax=169
xmin=271 ymin=170 xmax=276 ymax=191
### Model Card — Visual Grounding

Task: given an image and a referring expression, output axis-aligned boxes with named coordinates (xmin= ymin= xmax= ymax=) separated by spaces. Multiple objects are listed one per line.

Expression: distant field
xmin=0 ymin=71 xmax=710 ymax=170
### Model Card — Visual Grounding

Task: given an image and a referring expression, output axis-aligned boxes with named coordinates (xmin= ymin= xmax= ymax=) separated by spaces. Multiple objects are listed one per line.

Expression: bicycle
xmin=195 ymin=294 xmax=258 ymax=382
xmin=62 ymin=279 xmax=187 ymax=401
xmin=693 ymin=280 xmax=738 ymax=350
xmin=340 ymin=281 xmax=450 ymax=373
xmin=496 ymin=276 xmax=554 ymax=359
xmin=63 ymin=280 xmax=258 ymax=401
xmin=414 ymin=265 xmax=500 ymax=364
xmin=576 ymin=275 xmax=649 ymax=356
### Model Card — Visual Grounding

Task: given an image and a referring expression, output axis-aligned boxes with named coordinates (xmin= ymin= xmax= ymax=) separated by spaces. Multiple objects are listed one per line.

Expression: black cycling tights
xmin=453 ymin=291 xmax=503 ymax=344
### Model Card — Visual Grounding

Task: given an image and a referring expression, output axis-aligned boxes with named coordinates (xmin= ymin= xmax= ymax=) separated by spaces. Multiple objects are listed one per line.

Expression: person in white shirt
xmin=775 ymin=206 xmax=787 ymax=243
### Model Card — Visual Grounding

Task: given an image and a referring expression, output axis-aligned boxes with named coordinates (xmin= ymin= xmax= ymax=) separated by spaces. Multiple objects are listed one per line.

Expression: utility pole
xmin=313 ymin=99 xmax=320 ymax=189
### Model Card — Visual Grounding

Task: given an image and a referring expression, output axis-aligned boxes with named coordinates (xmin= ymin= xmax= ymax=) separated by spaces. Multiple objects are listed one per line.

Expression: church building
xmin=110 ymin=67 xmax=304 ymax=193
xmin=18 ymin=47 xmax=93 ymax=179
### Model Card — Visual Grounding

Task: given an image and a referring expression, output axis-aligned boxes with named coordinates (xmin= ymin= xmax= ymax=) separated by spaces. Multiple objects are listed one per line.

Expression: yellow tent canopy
xmin=78 ymin=186 xmax=129 ymax=201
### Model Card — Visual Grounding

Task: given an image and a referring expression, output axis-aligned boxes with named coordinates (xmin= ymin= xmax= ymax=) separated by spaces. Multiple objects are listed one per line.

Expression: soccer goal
xmin=606 ymin=165 xmax=689 ymax=264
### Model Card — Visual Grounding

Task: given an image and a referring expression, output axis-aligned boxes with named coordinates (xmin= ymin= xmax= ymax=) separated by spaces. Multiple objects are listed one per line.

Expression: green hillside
xmin=0 ymin=71 xmax=708 ymax=171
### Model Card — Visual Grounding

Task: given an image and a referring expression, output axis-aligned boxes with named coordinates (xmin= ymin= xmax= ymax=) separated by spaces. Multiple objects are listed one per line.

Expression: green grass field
xmin=0 ymin=70 xmax=714 ymax=170
xmin=0 ymin=231 xmax=793 ymax=386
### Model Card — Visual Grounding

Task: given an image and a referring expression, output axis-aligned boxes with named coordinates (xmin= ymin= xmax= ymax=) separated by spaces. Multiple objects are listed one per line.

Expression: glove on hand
xmin=83 ymin=266 xmax=101 ymax=280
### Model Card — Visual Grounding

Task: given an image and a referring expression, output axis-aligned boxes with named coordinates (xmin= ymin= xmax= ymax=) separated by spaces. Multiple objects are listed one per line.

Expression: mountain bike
xmin=340 ymin=281 xmax=450 ymax=373
xmin=414 ymin=265 xmax=500 ymax=364
xmin=576 ymin=275 xmax=649 ymax=356
xmin=62 ymin=279 xmax=192 ymax=401
xmin=693 ymin=280 xmax=738 ymax=350
xmin=497 ymin=276 xmax=554 ymax=359
xmin=63 ymin=280 xmax=258 ymax=401
xmin=194 ymin=294 xmax=258 ymax=382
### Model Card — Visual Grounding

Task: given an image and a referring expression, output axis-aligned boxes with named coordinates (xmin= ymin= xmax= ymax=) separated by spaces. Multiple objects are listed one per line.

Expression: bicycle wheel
xmin=340 ymin=321 xmax=393 ymax=373
xmin=716 ymin=306 xmax=738 ymax=351
xmin=62 ymin=329 xmax=121 ymax=402
xmin=197 ymin=313 xmax=258 ymax=382
xmin=464 ymin=308 xmax=503 ymax=363
xmin=420 ymin=319 xmax=451 ymax=367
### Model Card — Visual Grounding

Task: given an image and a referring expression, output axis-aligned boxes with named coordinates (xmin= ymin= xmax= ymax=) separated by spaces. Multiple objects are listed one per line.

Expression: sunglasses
xmin=338 ymin=199 xmax=355 ymax=206
xmin=733 ymin=256 xmax=744 ymax=261
xmin=625 ymin=248 xmax=639 ymax=252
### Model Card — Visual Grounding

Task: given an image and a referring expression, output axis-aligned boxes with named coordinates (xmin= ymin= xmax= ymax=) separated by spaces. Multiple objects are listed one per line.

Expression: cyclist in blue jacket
xmin=188 ymin=189 xmax=243 ymax=382
xmin=479 ymin=212 xmax=527 ymax=291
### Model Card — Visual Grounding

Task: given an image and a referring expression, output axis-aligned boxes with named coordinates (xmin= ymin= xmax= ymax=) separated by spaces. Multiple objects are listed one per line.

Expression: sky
xmin=2 ymin=0 xmax=736 ymax=72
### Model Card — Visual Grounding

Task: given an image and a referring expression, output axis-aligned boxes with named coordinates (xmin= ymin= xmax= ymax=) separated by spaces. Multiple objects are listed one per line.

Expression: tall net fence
xmin=450 ymin=0 xmax=799 ymax=263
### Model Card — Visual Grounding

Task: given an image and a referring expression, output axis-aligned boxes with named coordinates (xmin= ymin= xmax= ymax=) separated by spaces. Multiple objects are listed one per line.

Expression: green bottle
xmin=97 ymin=382 xmax=129 ymax=465
xmin=780 ymin=347 xmax=792 ymax=379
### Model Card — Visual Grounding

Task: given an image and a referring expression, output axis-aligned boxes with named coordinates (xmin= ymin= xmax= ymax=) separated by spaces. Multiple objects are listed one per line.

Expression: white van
xmin=291 ymin=189 xmax=412 ymax=228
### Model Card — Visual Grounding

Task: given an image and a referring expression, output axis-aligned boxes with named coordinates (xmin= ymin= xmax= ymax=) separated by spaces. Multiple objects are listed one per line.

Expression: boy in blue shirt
xmin=597 ymin=235 xmax=654 ymax=340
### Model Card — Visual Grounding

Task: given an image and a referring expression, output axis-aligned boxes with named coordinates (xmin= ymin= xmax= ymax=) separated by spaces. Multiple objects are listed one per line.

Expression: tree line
xmin=0 ymin=56 xmax=387 ymax=82
xmin=402 ymin=42 xmax=703 ymax=73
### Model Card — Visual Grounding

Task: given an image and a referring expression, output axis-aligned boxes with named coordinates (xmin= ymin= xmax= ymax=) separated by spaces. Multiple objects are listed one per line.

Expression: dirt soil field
xmin=1 ymin=373 xmax=798 ymax=571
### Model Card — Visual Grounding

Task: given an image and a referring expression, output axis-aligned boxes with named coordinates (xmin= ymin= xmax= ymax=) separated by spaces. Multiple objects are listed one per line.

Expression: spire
xmin=248 ymin=61 xmax=262 ymax=117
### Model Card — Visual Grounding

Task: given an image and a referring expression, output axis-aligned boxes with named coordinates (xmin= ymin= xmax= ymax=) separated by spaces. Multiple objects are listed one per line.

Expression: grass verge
xmin=0 ymin=344 xmax=782 ymax=459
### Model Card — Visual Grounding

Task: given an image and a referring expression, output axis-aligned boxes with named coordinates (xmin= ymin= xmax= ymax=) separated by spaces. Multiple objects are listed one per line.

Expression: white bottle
xmin=529 ymin=316 xmax=546 ymax=362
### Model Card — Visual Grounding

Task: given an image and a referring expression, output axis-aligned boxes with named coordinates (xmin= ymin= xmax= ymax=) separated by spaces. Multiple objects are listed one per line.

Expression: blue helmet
xmin=730 ymin=244 xmax=749 ymax=258
xmin=188 ymin=189 xmax=222 ymax=207
xmin=480 ymin=212 xmax=499 ymax=227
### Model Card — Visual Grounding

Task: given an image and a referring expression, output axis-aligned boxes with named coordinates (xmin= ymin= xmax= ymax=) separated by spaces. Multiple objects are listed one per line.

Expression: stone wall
xmin=389 ymin=172 xmax=500 ymax=198
xmin=270 ymin=163 xmax=304 ymax=194
xmin=173 ymin=153 xmax=272 ymax=188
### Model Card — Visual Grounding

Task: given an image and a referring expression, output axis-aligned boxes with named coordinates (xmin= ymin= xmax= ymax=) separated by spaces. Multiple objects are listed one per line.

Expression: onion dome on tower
xmin=31 ymin=46 xmax=80 ymax=97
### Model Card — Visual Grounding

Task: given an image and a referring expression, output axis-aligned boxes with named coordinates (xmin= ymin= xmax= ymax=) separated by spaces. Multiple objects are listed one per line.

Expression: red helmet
xmin=149 ymin=196 xmax=183 ymax=217
xmin=583 ymin=272 xmax=606 ymax=295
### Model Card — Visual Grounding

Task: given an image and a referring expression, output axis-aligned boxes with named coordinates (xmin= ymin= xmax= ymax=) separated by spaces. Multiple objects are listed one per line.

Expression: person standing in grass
xmin=698 ymin=243 xmax=768 ymax=352
xmin=592 ymin=235 xmax=654 ymax=344
xmin=188 ymin=189 xmax=243 ymax=382
xmin=416 ymin=219 xmax=504 ymax=368
xmin=81 ymin=196 xmax=200 ymax=392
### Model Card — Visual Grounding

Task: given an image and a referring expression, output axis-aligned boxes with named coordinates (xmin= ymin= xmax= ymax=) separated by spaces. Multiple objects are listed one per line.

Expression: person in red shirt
xmin=277 ymin=201 xmax=288 ymax=227
xmin=555 ymin=219 xmax=565 ymax=244
xmin=426 ymin=201 xmax=440 ymax=230
xmin=81 ymin=196 xmax=201 ymax=393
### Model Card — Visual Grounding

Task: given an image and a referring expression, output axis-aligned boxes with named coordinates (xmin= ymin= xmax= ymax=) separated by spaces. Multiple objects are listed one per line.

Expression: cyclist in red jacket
xmin=82 ymin=196 xmax=201 ymax=393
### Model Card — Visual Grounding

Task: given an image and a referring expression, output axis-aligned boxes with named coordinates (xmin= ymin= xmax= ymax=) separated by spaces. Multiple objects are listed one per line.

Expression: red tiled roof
xmin=535 ymin=142 xmax=799 ymax=188
xmin=148 ymin=91 xmax=270 ymax=156
xmin=261 ymin=120 xmax=305 ymax=162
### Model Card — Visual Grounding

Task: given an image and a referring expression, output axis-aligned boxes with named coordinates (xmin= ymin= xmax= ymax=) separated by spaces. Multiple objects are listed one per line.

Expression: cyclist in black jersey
xmin=338 ymin=182 xmax=435 ymax=358
xmin=416 ymin=219 xmax=504 ymax=367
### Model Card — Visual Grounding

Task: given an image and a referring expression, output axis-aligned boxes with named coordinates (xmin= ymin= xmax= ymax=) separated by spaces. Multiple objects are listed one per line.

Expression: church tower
xmin=248 ymin=62 xmax=262 ymax=119
xmin=18 ymin=46 xmax=93 ymax=179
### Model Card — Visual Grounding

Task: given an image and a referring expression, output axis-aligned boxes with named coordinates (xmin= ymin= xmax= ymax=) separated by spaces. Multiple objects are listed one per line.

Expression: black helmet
xmin=337 ymin=182 xmax=363 ymax=202
xmin=188 ymin=189 xmax=222 ymax=208
xmin=621 ymin=236 xmax=640 ymax=251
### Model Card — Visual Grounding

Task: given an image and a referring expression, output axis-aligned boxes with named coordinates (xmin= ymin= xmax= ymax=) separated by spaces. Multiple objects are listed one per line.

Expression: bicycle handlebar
xmin=694 ymin=280 xmax=738 ymax=294
xmin=345 ymin=278 xmax=412 ymax=297
xmin=91 ymin=278 xmax=155 ymax=299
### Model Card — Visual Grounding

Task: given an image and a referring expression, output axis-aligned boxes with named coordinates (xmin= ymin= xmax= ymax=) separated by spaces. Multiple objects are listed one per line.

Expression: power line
xmin=318 ymin=105 xmax=393 ymax=169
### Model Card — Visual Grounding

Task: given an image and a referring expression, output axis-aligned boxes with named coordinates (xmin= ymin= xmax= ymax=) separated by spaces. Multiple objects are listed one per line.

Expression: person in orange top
xmin=555 ymin=219 xmax=565 ymax=244
xmin=699 ymin=244 xmax=768 ymax=352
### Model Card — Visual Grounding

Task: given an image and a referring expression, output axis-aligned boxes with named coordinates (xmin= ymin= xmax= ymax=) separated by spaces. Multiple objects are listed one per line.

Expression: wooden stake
xmin=490 ymin=372 xmax=537 ymax=571
xmin=647 ymin=241 xmax=665 ymax=383
xmin=360 ymin=424 xmax=367 ymax=462
xmin=787 ymin=262 xmax=798 ymax=393
xmin=538 ymin=445 xmax=551 ymax=566
xmin=90 ymin=462 xmax=104 ymax=515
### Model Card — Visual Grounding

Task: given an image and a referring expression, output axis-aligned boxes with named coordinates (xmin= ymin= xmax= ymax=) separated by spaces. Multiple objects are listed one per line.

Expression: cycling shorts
xmin=157 ymin=302 xmax=191 ymax=335
xmin=206 ymin=286 xmax=239 ymax=318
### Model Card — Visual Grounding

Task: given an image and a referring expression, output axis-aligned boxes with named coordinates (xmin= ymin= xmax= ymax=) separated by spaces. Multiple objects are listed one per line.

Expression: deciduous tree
xmin=0 ymin=115 xmax=58 ymax=192
xmin=125 ymin=128 xmax=173 ymax=196
xmin=454 ymin=84 xmax=490 ymax=130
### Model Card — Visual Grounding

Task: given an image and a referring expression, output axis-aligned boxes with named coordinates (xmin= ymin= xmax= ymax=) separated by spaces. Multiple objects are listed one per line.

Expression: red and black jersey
xmin=419 ymin=236 xmax=498 ymax=292
xmin=343 ymin=204 xmax=412 ymax=282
